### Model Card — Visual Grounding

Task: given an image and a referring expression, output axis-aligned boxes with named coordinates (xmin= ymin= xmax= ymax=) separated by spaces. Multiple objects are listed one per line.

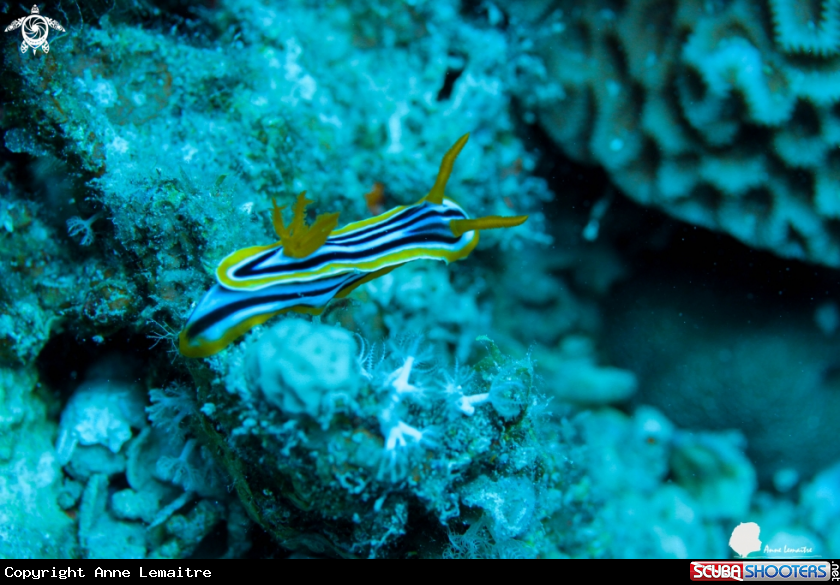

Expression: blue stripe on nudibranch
xmin=178 ymin=133 xmax=529 ymax=358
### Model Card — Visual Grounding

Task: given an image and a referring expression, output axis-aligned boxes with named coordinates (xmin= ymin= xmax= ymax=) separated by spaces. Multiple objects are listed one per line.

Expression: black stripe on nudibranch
xmin=230 ymin=206 xmax=468 ymax=280
xmin=184 ymin=274 xmax=363 ymax=340
xmin=327 ymin=204 xmax=429 ymax=243
xmin=329 ymin=205 xmax=466 ymax=244
xmin=233 ymin=231 xmax=466 ymax=278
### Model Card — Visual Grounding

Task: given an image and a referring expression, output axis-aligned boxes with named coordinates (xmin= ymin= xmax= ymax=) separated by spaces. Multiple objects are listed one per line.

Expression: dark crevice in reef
xmin=188 ymin=519 xmax=229 ymax=559
xmin=609 ymin=204 xmax=840 ymax=306
xmin=437 ymin=58 xmax=466 ymax=101
xmin=243 ymin=525 xmax=287 ymax=559
xmin=35 ymin=327 xmax=157 ymax=409
xmin=523 ymin=117 xmax=840 ymax=306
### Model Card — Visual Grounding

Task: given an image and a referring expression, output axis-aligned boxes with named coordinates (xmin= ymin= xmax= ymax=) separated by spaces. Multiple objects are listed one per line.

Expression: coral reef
xmin=51 ymin=361 xmax=241 ymax=559
xmin=1 ymin=0 xmax=551 ymax=364
xmin=198 ymin=320 xmax=592 ymax=557
xmin=579 ymin=403 xmax=840 ymax=559
xmin=501 ymin=0 xmax=840 ymax=267
xmin=1 ymin=0 xmax=839 ymax=561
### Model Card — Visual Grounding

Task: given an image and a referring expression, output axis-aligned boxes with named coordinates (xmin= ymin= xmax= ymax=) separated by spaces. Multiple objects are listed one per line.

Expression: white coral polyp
xmin=384 ymin=420 xmax=425 ymax=451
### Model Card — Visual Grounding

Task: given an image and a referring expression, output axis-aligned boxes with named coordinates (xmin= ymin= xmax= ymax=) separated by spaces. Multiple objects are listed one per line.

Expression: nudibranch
xmin=179 ymin=133 xmax=528 ymax=358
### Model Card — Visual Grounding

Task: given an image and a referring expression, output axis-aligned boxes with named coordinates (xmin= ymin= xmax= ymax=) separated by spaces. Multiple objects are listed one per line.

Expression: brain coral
xmin=504 ymin=0 xmax=840 ymax=266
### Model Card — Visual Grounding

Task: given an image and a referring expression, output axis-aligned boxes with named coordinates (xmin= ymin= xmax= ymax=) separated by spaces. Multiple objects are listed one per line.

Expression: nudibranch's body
xmin=178 ymin=273 xmax=373 ymax=359
xmin=179 ymin=134 xmax=528 ymax=358
xmin=217 ymin=198 xmax=478 ymax=291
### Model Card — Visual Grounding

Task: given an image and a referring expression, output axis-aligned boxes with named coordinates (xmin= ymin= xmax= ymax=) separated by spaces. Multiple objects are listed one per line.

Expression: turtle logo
xmin=4 ymin=5 xmax=65 ymax=54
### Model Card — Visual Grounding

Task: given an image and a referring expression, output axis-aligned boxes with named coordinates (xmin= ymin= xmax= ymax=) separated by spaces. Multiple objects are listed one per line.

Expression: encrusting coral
xmin=201 ymin=320 xmax=591 ymax=557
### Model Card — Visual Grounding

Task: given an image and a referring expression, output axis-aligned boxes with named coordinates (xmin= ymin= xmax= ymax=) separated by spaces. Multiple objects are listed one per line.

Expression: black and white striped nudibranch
xmin=178 ymin=133 xmax=528 ymax=358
